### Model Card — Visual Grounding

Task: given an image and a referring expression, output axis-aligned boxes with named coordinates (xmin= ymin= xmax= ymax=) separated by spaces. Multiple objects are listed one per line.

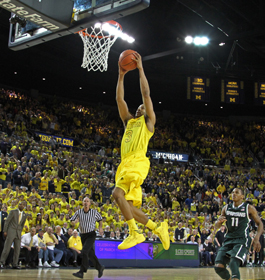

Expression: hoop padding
xmin=79 ymin=22 xmax=121 ymax=72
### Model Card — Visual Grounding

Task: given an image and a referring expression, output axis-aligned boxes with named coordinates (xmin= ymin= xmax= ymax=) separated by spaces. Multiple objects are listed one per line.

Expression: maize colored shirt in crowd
xmin=43 ymin=232 xmax=56 ymax=245
xmin=115 ymin=115 xmax=154 ymax=206
xmin=68 ymin=235 xmax=82 ymax=250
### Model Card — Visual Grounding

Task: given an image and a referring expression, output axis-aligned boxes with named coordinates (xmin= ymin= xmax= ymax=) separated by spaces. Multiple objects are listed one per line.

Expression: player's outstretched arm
xmin=249 ymin=204 xmax=263 ymax=252
xmin=116 ymin=64 xmax=133 ymax=125
xmin=133 ymin=53 xmax=156 ymax=129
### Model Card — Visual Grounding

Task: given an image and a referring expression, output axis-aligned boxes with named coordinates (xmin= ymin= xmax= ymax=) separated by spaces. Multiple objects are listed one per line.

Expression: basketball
xmin=119 ymin=50 xmax=137 ymax=71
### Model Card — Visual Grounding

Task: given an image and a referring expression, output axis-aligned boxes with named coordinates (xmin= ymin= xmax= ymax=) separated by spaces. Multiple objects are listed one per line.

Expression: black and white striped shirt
xmin=70 ymin=208 xmax=102 ymax=234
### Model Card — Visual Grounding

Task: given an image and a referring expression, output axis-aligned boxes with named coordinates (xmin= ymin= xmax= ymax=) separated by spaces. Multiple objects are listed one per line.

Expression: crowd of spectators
xmin=0 ymin=87 xmax=265 ymax=268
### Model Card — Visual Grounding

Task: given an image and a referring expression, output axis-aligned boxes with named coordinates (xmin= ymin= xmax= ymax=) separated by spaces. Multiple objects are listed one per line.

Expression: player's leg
xmin=112 ymin=187 xmax=134 ymax=221
xmin=228 ymin=244 xmax=248 ymax=280
xmin=214 ymin=245 xmax=231 ymax=280
xmin=128 ymin=201 xmax=170 ymax=250
xmin=127 ymin=155 xmax=170 ymax=249
xmin=112 ymin=187 xmax=145 ymax=250
xmin=113 ymin=159 xmax=139 ymax=233
xmin=229 ymin=257 xmax=241 ymax=280
xmin=127 ymin=200 xmax=148 ymax=224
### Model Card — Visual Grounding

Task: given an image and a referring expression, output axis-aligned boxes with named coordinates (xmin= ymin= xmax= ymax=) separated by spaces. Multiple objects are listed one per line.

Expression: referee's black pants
xmin=80 ymin=231 xmax=102 ymax=273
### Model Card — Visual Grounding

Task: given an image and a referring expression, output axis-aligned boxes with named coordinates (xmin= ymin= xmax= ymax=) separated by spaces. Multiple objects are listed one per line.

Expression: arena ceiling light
xmin=194 ymin=36 xmax=209 ymax=46
xmin=185 ymin=36 xmax=209 ymax=46
xmin=185 ymin=36 xmax=193 ymax=44
xmin=96 ymin=22 xmax=135 ymax=43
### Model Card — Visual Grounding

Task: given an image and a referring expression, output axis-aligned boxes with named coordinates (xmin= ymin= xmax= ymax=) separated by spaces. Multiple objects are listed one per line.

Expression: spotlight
xmin=193 ymin=37 xmax=201 ymax=45
xmin=186 ymin=36 xmax=209 ymax=46
xmin=185 ymin=36 xmax=193 ymax=44
xmin=200 ymin=37 xmax=209 ymax=45
xmin=194 ymin=36 xmax=209 ymax=46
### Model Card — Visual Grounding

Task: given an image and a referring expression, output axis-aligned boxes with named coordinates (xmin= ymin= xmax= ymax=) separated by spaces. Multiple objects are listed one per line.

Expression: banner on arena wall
xmin=187 ymin=76 xmax=210 ymax=102
xmin=221 ymin=79 xmax=244 ymax=104
xmin=153 ymin=243 xmax=199 ymax=260
xmin=37 ymin=133 xmax=74 ymax=147
xmin=149 ymin=151 xmax=189 ymax=162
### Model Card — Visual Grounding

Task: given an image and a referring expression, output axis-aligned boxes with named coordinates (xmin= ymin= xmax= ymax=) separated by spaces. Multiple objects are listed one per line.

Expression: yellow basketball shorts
xmin=115 ymin=151 xmax=150 ymax=207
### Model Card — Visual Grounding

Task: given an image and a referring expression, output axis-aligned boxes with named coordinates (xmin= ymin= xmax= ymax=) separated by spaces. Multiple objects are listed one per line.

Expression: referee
xmin=71 ymin=197 xmax=104 ymax=279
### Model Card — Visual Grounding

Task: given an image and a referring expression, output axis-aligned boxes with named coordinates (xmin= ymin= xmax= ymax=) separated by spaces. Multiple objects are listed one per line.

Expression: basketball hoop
xmin=77 ymin=20 xmax=122 ymax=72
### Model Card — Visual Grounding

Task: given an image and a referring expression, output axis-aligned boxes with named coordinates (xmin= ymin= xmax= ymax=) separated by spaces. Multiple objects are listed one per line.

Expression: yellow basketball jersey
xmin=121 ymin=115 xmax=153 ymax=159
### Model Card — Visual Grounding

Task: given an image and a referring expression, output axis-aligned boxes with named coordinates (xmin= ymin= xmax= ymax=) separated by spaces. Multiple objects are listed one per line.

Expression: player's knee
xmin=214 ymin=266 xmax=230 ymax=280
xmin=215 ymin=263 xmax=225 ymax=268
xmin=112 ymin=188 xmax=119 ymax=200
xmin=112 ymin=187 xmax=124 ymax=201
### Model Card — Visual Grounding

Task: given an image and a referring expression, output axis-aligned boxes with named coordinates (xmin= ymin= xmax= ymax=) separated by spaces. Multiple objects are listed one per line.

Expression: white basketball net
xmin=79 ymin=22 xmax=121 ymax=72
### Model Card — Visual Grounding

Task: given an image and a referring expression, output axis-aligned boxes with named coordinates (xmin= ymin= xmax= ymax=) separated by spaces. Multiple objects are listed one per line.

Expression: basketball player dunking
xmin=112 ymin=52 xmax=170 ymax=251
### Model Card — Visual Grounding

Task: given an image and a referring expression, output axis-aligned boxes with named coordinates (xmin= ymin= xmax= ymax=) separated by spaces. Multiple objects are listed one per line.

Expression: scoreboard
xmin=221 ymin=79 xmax=244 ymax=104
xmin=187 ymin=77 xmax=210 ymax=102
xmin=254 ymin=82 xmax=265 ymax=106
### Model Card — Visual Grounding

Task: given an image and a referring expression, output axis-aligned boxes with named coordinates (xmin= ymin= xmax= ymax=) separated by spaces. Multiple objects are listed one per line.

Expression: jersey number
xmin=231 ymin=217 xmax=239 ymax=227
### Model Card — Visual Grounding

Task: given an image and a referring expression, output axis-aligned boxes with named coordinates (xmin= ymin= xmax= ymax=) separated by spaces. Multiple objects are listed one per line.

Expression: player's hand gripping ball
xmin=119 ymin=49 xmax=137 ymax=71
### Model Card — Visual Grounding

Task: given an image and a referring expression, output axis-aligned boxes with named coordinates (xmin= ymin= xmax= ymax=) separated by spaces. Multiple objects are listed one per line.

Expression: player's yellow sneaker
xmin=118 ymin=231 xmax=145 ymax=250
xmin=153 ymin=221 xmax=170 ymax=250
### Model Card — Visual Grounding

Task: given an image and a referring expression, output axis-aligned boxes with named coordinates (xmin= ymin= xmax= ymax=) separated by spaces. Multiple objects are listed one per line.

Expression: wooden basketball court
xmin=0 ymin=267 xmax=263 ymax=280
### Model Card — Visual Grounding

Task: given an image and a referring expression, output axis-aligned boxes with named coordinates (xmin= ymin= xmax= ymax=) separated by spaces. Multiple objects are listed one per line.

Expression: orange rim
xmin=75 ymin=20 xmax=122 ymax=38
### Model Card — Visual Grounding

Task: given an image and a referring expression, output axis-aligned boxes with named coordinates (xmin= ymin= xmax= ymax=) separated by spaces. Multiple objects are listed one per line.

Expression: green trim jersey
xmin=225 ymin=202 xmax=250 ymax=246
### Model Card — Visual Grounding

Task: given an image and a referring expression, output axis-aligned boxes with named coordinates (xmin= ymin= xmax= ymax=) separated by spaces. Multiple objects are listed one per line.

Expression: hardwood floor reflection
xmin=0 ymin=266 xmax=264 ymax=279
